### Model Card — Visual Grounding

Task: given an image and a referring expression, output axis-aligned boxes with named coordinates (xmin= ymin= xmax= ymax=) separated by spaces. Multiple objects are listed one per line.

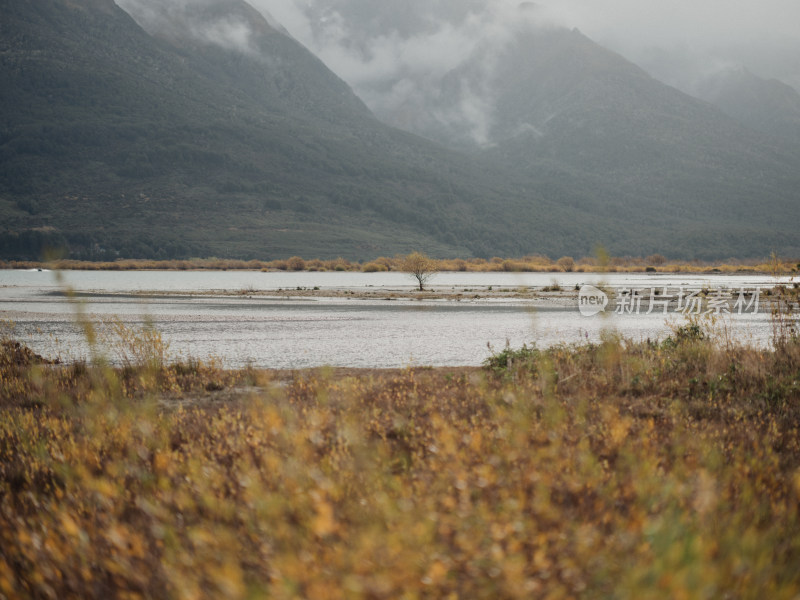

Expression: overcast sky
xmin=542 ymin=0 xmax=800 ymax=90
xmin=249 ymin=0 xmax=800 ymax=93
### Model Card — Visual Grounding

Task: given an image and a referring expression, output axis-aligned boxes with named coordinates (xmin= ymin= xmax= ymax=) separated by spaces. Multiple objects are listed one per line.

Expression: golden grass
xmin=2 ymin=255 xmax=798 ymax=274
xmin=1 ymin=324 xmax=800 ymax=598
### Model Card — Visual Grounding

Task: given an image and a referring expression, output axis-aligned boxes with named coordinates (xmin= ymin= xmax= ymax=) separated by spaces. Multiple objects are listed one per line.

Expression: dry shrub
xmin=451 ymin=259 xmax=467 ymax=272
xmin=362 ymin=262 xmax=387 ymax=273
xmin=2 ymin=335 xmax=800 ymax=598
xmin=373 ymin=257 xmax=395 ymax=270
xmin=286 ymin=256 xmax=306 ymax=271
xmin=646 ymin=254 xmax=667 ymax=266
xmin=556 ymin=256 xmax=575 ymax=272
xmin=97 ymin=317 xmax=170 ymax=371
xmin=324 ymin=257 xmax=351 ymax=272
xmin=522 ymin=254 xmax=554 ymax=266
xmin=0 ymin=340 xmax=56 ymax=368
xmin=10 ymin=256 xmax=796 ymax=275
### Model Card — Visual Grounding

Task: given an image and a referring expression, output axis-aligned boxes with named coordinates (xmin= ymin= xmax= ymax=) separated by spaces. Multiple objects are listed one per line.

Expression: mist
xmin=113 ymin=0 xmax=800 ymax=147
xmin=543 ymin=0 xmax=800 ymax=93
xmin=115 ymin=0 xmax=286 ymax=57
xmin=247 ymin=0 xmax=800 ymax=98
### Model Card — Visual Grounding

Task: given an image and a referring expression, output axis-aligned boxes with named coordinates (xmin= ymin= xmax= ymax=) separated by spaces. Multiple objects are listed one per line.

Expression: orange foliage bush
xmin=1 ymin=331 xmax=799 ymax=598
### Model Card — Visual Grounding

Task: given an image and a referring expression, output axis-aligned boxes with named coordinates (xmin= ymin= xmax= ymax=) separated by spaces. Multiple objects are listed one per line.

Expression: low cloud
xmin=519 ymin=0 xmax=800 ymax=91
xmin=248 ymin=0 xmax=551 ymax=143
xmin=116 ymin=0 xmax=800 ymax=144
xmin=250 ymin=0 xmax=800 ymax=93
xmin=116 ymin=0 xmax=261 ymax=56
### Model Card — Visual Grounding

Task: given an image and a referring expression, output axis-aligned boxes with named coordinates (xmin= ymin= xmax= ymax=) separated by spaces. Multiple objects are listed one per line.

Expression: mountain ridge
xmin=695 ymin=67 xmax=800 ymax=148
xmin=0 ymin=0 xmax=527 ymax=259
xmin=1 ymin=0 xmax=798 ymax=260
xmin=371 ymin=23 xmax=800 ymax=252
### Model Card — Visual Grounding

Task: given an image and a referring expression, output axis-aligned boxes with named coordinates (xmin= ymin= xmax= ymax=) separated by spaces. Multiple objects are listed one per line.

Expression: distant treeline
xmin=0 ymin=229 xmax=202 ymax=262
xmin=2 ymin=254 xmax=798 ymax=274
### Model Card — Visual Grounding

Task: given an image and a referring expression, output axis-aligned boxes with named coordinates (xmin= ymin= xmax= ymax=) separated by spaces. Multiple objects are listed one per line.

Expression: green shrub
xmin=484 ymin=342 xmax=539 ymax=376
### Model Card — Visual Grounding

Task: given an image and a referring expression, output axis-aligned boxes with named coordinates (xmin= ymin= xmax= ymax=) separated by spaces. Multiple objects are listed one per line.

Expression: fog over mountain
xmin=694 ymin=66 xmax=800 ymax=146
xmin=249 ymin=0 xmax=800 ymax=121
xmin=3 ymin=0 xmax=798 ymax=260
xmin=115 ymin=0 xmax=289 ymax=53
xmin=537 ymin=0 xmax=800 ymax=94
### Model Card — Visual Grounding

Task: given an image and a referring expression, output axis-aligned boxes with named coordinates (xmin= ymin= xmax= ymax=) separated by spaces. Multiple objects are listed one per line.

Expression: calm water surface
xmin=0 ymin=270 xmax=789 ymax=368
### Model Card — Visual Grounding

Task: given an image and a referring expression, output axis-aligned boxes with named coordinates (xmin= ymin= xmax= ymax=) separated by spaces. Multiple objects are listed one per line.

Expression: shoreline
xmin=2 ymin=256 xmax=797 ymax=276
xmin=44 ymin=278 xmax=794 ymax=305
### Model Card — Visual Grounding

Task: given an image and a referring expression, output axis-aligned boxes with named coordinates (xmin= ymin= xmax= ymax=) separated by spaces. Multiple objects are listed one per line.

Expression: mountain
xmin=0 ymin=0 xmax=798 ymax=261
xmin=1 ymin=0 xmax=590 ymax=260
xmin=695 ymin=67 xmax=800 ymax=147
xmin=372 ymin=23 xmax=800 ymax=258
xmin=113 ymin=0 xmax=370 ymax=125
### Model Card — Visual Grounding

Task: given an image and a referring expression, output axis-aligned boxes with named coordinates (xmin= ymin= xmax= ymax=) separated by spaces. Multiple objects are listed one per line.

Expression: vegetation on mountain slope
xmin=1 ymin=0 xmax=798 ymax=261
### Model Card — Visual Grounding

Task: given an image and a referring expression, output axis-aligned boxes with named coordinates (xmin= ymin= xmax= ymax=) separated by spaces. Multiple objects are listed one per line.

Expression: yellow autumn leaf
xmin=312 ymin=500 xmax=337 ymax=537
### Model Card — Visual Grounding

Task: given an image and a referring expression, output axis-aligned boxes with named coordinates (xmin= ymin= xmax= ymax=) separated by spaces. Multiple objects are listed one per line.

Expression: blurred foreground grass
xmin=1 ymin=323 xmax=799 ymax=599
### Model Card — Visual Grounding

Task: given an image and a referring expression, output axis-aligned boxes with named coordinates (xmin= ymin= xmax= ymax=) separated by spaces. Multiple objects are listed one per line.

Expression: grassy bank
xmin=2 ymin=254 xmax=798 ymax=275
xmin=1 ymin=322 xmax=800 ymax=598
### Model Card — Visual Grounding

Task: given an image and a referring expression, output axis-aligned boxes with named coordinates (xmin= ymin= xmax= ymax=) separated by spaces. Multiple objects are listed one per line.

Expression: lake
xmin=0 ymin=270 xmax=791 ymax=368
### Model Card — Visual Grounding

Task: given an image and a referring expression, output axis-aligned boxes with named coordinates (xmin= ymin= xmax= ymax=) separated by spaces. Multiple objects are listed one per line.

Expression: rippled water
xmin=0 ymin=270 xmax=790 ymax=368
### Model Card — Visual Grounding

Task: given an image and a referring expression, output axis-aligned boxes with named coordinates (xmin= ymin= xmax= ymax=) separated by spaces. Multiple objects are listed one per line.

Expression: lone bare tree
xmin=402 ymin=251 xmax=438 ymax=291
